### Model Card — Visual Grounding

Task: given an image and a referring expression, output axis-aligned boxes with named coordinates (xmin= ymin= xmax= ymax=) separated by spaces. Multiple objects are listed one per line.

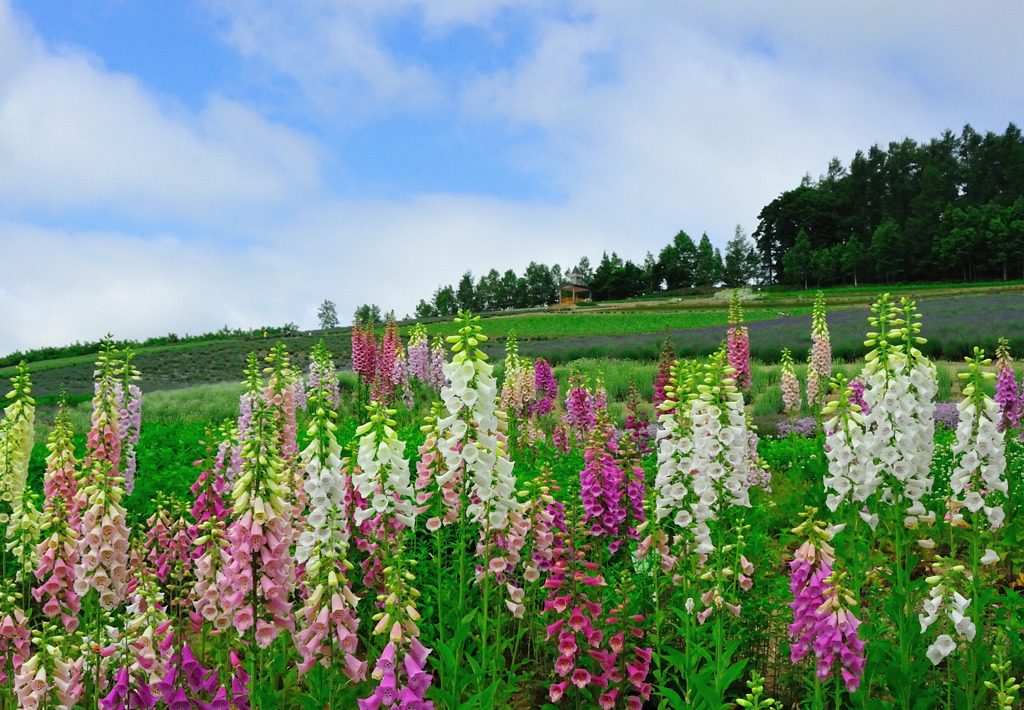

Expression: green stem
xmin=968 ymin=523 xmax=980 ymax=710
xmin=893 ymin=507 xmax=910 ymax=710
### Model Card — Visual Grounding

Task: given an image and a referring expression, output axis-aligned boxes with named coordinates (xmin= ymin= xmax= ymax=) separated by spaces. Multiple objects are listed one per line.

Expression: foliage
xmin=317 ymin=299 xmax=340 ymax=329
xmin=755 ymin=122 xmax=1024 ymax=287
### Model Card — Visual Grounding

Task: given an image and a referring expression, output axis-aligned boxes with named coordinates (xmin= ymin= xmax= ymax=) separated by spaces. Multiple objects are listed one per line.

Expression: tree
xmin=643 ymin=251 xmax=658 ymax=292
xmin=432 ymin=286 xmax=458 ymax=316
xmin=354 ymin=303 xmax=382 ymax=325
xmin=414 ymin=299 xmax=437 ymax=319
xmin=841 ymin=239 xmax=866 ymax=286
xmin=495 ymin=269 xmax=520 ymax=310
xmin=317 ymin=299 xmax=339 ymax=329
xmin=456 ymin=271 xmax=478 ymax=312
xmin=870 ymin=218 xmax=905 ymax=284
xmin=722 ymin=226 xmax=757 ymax=286
xmin=477 ymin=269 xmax=501 ymax=311
xmin=523 ymin=262 xmax=557 ymax=306
xmin=782 ymin=229 xmax=813 ymax=289
xmin=575 ymin=256 xmax=594 ymax=285
xmin=694 ymin=233 xmax=718 ymax=287
xmin=655 ymin=230 xmax=698 ymax=290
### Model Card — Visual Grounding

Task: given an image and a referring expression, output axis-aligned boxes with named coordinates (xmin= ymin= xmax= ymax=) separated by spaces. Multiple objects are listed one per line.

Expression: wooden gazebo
xmin=559 ymin=268 xmax=591 ymax=304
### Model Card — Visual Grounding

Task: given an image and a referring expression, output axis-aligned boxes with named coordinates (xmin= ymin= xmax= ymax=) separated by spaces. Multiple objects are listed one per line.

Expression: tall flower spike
xmin=407 ymin=323 xmax=431 ymax=384
xmin=652 ymin=336 xmax=676 ymax=413
xmin=223 ymin=351 xmax=295 ymax=648
xmin=653 ymin=359 xmax=699 ymax=528
xmin=295 ymin=342 xmax=365 ymax=682
xmin=428 ymin=335 xmax=450 ymax=391
xmin=83 ymin=338 xmax=124 ymax=479
xmin=190 ymin=425 xmax=237 ymax=634
xmin=727 ymin=290 xmax=751 ymax=391
xmin=949 ymin=348 xmax=1007 ymax=531
xmin=0 ymin=361 xmax=35 ymax=529
xmin=822 ymin=374 xmax=868 ymax=513
xmin=115 ymin=347 xmax=142 ymax=496
xmin=354 ymin=402 xmax=432 ymax=709
xmin=7 ymin=487 xmax=42 ymax=586
xmin=858 ymin=295 xmax=937 ymax=527
xmin=372 ymin=312 xmax=402 ymax=405
xmin=993 ymin=338 xmax=1021 ymax=433
xmin=806 ymin=291 xmax=831 ymax=407
xmin=788 ymin=508 xmax=865 ymax=692
xmin=780 ymin=348 xmax=800 ymax=418
xmin=532 ymin=357 xmax=558 ymax=417
xmin=75 ymin=460 xmax=131 ymax=610
xmin=352 ymin=317 xmax=377 ymax=389
xmin=437 ymin=313 xmax=526 ymax=627
xmin=623 ymin=382 xmax=653 ymax=455
xmin=501 ymin=333 xmax=537 ymax=424
xmin=75 ymin=345 xmax=133 ymax=609
xmin=43 ymin=390 xmax=82 ymax=530
xmin=919 ymin=558 xmax=975 ymax=666
xmin=33 ymin=495 xmax=83 ymax=632
xmin=686 ymin=348 xmax=751 ymax=557
xmin=562 ymin=371 xmax=597 ymax=446
xmin=416 ymin=402 xmax=461 ymax=531
xmin=436 ymin=312 xmax=518 ymax=588
xmin=580 ymin=387 xmax=627 ymax=551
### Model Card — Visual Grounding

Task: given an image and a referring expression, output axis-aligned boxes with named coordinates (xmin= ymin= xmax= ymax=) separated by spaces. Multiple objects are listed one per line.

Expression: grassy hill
xmin=5 ymin=282 xmax=1024 ymax=401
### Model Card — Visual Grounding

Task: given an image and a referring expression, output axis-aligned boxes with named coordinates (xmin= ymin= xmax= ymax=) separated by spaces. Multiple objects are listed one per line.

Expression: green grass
xmin=8 ymin=281 xmax=1024 ymax=400
xmin=412 ymin=308 xmax=815 ymax=341
xmin=143 ymin=382 xmax=247 ymax=424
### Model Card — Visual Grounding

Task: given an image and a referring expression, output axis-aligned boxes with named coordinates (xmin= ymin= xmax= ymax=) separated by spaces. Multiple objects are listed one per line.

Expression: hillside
xmin=4 ymin=282 xmax=1024 ymax=399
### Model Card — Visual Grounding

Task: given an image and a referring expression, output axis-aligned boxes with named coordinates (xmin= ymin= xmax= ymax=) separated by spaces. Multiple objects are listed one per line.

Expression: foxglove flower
xmin=580 ymin=394 xmax=627 ymax=550
xmin=355 ymin=404 xmax=431 ymax=708
xmin=652 ymin=336 xmax=676 ymax=413
xmin=857 ymin=295 xmax=937 ymax=526
xmin=806 ymin=291 xmax=831 ymax=407
xmin=113 ymin=348 xmax=142 ymax=495
xmin=532 ymin=358 xmax=558 ymax=416
xmin=33 ymin=495 xmax=82 ymax=632
xmin=563 ymin=373 xmax=597 ymax=446
xmin=788 ymin=510 xmax=865 ymax=692
xmin=919 ymin=560 xmax=975 ymax=666
xmin=295 ymin=343 xmax=364 ymax=682
xmin=0 ymin=362 xmax=35 ymax=527
xmin=948 ymin=348 xmax=1007 ymax=531
xmin=436 ymin=313 xmax=518 ymax=589
xmin=223 ymin=351 xmax=296 ymax=648
xmin=352 ymin=318 xmax=377 ymax=388
xmin=727 ymin=290 xmax=751 ymax=391
xmin=42 ymin=395 xmax=82 ymax=530
xmin=407 ymin=323 xmax=431 ymax=383
xmin=780 ymin=348 xmax=800 ymax=417
xmin=993 ymin=338 xmax=1021 ymax=433
xmin=15 ymin=622 xmax=84 ymax=710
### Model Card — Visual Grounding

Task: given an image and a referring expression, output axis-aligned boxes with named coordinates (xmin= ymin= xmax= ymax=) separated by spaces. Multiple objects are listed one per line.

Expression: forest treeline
xmin=412 ymin=229 xmax=760 ymax=317
xmin=416 ymin=123 xmax=1024 ymax=318
xmin=757 ymin=123 xmax=1024 ymax=287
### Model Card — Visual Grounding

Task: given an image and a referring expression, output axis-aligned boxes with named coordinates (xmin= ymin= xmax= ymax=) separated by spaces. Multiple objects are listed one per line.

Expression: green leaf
xmin=658 ymin=685 xmax=689 ymax=709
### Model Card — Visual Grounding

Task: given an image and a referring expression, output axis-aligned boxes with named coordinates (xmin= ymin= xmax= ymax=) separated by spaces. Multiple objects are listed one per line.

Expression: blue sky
xmin=3 ymin=0 xmax=1024 ymax=356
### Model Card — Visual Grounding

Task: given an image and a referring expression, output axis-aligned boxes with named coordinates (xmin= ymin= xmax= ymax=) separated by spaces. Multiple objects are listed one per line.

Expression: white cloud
xmin=0 ymin=1 xmax=320 ymax=222
xmin=0 ymin=218 xmax=309 ymax=355
xmin=205 ymin=1 xmax=1024 ymax=247
xmin=6 ymin=0 xmax=1024 ymax=359
xmin=207 ymin=0 xmax=443 ymax=116
xmin=0 ymin=194 xmax=596 ymax=356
